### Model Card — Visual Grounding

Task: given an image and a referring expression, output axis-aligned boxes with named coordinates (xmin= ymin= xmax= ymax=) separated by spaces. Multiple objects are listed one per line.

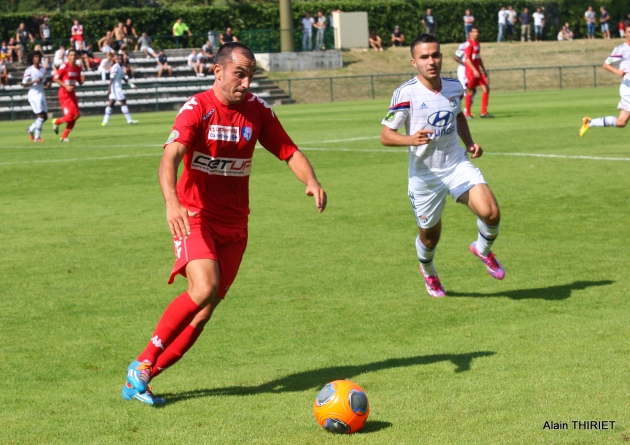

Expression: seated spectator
xmin=391 ymin=25 xmax=405 ymax=46
xmin=112 ymin=22 xmax=127 ymax=51
xmin=157 ymin=49 xmax=172 ymax=78
xmin=0 ymin=58 xmax=8 ymax=89
xmin=1 ymin=41 xmax=10 ymax=63
xmin=197 ymin=48 xmax=214 ymax=75
xmin=16 ymin=22 xmax=34 ymax=62
xmin=124 ymin=18 xmax=138 ymax=51
xmin=220 ymin=27 xmax=238 ymax=45
xmin=70 ymin=19 xmax=84 ymax=51
xmin=53 ymin=44 xmax=66 ymax=69
xmin=80 ymin=43 xmax=101 ymax=70
xmin=98 ymin=53 xmax=113 ymax=81
xmin=187 ymin=49 xmax=204 ymax=76
xmin=98 ymin=31 xmax=115 ymax=55
xmin=7 ymin=38 xmax=20 ymax=63
xmin=138 ymin=32 xmax=157 ymax=59
xmin=557 ymin=22 xmax=573 ymax=40
xmin=202 ymin=40 xmax=213 ymax=55
xmin=119 ymin=47 xmax=135 ymax=79
xmin=368 ymin=29 xmax=383 ymax=51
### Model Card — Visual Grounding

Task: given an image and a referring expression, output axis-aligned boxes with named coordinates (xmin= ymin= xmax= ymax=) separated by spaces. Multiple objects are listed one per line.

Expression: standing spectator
xmin=497 ymin=7 xmax=507 ymax=42
xmin=599 ymin=7 xmax=610 ymax=39
xmin=219 ymin=27 xmax=238 ymax=45
xmin=301 ymin=12 xmax=314 ymax=51
xmin=157 ymin=49 xmax=172 ymax=78
xmin=368 ymin=29 xmax=383 ymax=52
xmin=314 ymin=10 xmax=327 ymax=51
xmin=172 ymin=18 xmax=192 ymax=49
xmin=40 ymin=16 xmax=53 ymax=53
xmin=98 ymin=53 xmax=112 ymax=81
xmin=187 ymin=49 xmax=203 ymax=76
xmin=391 ymin=25 xmax=405 ymax=46
xmin=505 ymin=6 xmax=517 ymax=42
xmin=620 ymin=21 xmax=626 ymax=38
xmin=112 ymin=22 xmax=127 ymax=51
xmin=124 ymin=18 xmax=138 ymax=51
xmin=0 ymin=58 xmax=8 ymax=89
xmin=422 ymin=9 xmax=437 ymax=36
xmin=463 ymin=10 xmax=475 ymax=39
xmin=520 ymin=8 xmax=531 ymax=42
xmin=533 ymin=8 xmax=545 ymax=42
xmin=138 ymin=32 xmax=157 ymax=59
xmin=70 ymin=20 xmax=84 ymax=51
xmin=98 ymin=31 xmax=115 ymax=54
xmin=16 ymin=23 xmax=34 ymax=63
xmin=585 ymin=6 xmax=596 ymax=40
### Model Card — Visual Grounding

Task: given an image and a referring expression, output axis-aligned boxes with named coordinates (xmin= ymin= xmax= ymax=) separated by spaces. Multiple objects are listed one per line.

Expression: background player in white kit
xmin=454 ymin=41 xmax=475 ymax=117
xmin=580 ymin=23 xmax=630 ymax=137
xmin=381 ymin=34 xmax=504 ymax=298
xmin=102 ymin=53 xmax=138 ymax=126
xmin=23 ymin=53 xmax=48 ymax=142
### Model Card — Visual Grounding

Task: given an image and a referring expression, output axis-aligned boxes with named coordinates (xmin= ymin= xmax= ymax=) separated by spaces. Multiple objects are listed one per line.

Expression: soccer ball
xmin=313 ymin=380 xmax=370 ymax=434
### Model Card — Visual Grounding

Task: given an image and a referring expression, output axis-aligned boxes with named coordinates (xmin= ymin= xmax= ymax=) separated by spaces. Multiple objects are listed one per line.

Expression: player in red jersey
xmin=464 ymin=27 xmax=493 ymax=118
xmin=51 ymin=49 xmax=84 ymax=142
xmin=121 ymin=42 xmax=327 ymax=405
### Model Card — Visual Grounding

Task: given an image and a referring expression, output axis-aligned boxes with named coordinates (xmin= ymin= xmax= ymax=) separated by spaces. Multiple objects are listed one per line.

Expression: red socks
xmin=61 ymin=120 xmax=75 ymax=139
xmin=137 ymin=292 xmax=201 ymax=365
xmin=481 ymin=92 xmax=489 ymax=114
xmin=152 ymin=325 xmax=203 ymax=378
xmin=465 ymin=94 xmax=473 ymax=115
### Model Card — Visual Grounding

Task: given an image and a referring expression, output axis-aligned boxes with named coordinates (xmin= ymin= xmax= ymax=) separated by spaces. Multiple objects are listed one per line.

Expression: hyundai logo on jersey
xmin=427 ymin=111 xmax=454 ymax=127
xmin=242 ymin=126 xmax=253 ymax=142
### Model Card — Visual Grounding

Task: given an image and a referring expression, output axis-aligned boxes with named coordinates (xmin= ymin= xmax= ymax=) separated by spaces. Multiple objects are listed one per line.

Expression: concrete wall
xmin=333 ymin=11 xmax=369 ymax=49
xmin=256 ymin=50 xmax=342 ymax=72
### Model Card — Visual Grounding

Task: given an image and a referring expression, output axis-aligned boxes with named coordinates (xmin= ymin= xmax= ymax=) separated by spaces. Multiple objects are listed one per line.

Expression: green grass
xmin=1 ymin=87 xmax=629 ymax=444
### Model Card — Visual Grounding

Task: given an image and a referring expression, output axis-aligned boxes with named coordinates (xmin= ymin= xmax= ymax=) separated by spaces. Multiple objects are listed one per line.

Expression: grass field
xmin=1 ymin=87 xmax=629 ymax=444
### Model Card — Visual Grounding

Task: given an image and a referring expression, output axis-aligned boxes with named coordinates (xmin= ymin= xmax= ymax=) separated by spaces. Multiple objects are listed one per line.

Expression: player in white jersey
xmin=102 ymin=53 xmax=138 ymax=126
xmin=454 ymin=41 xmax=475 ymax=116
xmin=580 ymin=23 xmax=630 ymax=137
xmin=22 ymin=53 xmax=48 ymax=142
xmin=381 ymin=34 xmax=504 ymax=298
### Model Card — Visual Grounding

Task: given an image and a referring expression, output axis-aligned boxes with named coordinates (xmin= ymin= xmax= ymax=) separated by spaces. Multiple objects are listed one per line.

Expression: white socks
xmin=476 ymin=218 xmax=500 ymax=257
xmin=31 ymin=117 xmax=44 ymax=139
xmin=589 ymin=116 xmax=617 ymax=127
xmin=102 ymin=106 xmax=112 ymax=124
xmin=416 ymin=236 xmax=437 ymax=277
xmin=121 ymin=105 xmax=133 ymax=123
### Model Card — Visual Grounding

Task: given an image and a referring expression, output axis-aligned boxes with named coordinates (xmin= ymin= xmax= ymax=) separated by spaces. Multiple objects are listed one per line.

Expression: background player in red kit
xmin=464 ymin=27 xmax=493 ymax=118
xmin=52 ymin=49 xmax=84 ymax=142
xmin=122 ymin=42 xmax=327 ymax=405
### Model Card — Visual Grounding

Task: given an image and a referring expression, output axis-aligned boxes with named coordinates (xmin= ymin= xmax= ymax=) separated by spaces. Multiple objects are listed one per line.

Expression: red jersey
xmin=464 ymin=38 xmax=482 ymax=77
xmin=167 ymin=89 xmax=298 ymax=228
xmin=54 ymin=62 xmax=82 ymax=101
xmin=71 ymin=25 xmax=84 ymax=41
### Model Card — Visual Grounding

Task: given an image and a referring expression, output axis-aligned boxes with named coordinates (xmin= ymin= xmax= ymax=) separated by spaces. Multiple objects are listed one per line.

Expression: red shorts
xmin=59 ymin=93 xmax=80 ymax=117
xmin=466 ymin=73 xmax=488 ymax=90
xmin=168 ymin=219 xmax=248 ymax=298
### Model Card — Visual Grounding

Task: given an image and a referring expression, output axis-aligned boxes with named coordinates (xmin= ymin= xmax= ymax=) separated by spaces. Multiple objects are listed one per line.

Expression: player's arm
xmin=456 ymin=112 xmax=482 ymax=158
xmin=454 ymin=54 xmax=464 ymax=65
xmin=286 ymin=150 xmax=327 ymax=213
xmin=381 ymin=126 xmax=434 ymax=146
xmin=465 ymin=58 xmax=480 ymax=77
xmin=603 ymin=60 xmax=626 ymax=77
xmin=159 ymin=142 xmax=197 ymax=239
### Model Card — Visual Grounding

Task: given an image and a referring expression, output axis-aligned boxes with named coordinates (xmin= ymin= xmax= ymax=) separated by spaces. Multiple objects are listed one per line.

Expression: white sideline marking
xmin=485 ymin=152 xmax=630 ymax=162
xmin=0 ymin=152 xmax=162 ymax=166
xmin=300 ymin=136 xmax=381 ymax=144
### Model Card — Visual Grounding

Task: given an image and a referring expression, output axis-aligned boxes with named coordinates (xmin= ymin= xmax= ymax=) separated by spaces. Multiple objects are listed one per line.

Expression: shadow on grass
xmin=160 ymin=351 xmax=495 ymax=404
xmin=448 ymin=280 xmax=614 ymax=300
xmin=358 ymin=420 xmax=393 ymax=434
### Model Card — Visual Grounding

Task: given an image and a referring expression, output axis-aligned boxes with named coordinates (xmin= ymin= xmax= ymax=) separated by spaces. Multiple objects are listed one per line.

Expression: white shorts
xmin=28 ymin=92 xmax=48 ymax=114
xmin=618 ymin=81 xmax=630 ymax=112
xmin=109 ymin=84 xmax=125 ymax=101
xmin=408 ymin=160 xmax=486 ymax=229
xmin=457 ymin=66 xmax=467 ymax=88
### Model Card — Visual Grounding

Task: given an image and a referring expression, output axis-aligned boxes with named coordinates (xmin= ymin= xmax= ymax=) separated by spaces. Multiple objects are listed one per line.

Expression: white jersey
xmin=109 ymin=63 xmax=125 ymax=87
xmin=455 ymin=42 xmax=468 ymax=86
xmin=23 ymin=65 xmax=46 ymax=94
xmin=382 ymin=77 xmax=467 ymax=186
xmin=604 ymin=42 xmax=630 ymax=82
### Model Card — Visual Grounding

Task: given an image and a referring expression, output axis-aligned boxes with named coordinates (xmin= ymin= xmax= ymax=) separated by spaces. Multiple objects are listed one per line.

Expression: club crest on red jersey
xmin=242 ymin=126 xmax=253 ymax=142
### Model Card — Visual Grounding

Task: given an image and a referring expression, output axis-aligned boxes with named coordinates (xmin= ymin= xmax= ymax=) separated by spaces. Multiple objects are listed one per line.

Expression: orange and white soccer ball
xmin=313 ymin=380 xmax=370 ymax=434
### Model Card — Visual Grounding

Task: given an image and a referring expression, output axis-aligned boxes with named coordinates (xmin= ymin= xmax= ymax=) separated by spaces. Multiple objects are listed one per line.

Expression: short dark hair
xmin=215 ymin=42 xmax=255 ymax=67
xmin=410 ymin=33 xmax=439 ymax=56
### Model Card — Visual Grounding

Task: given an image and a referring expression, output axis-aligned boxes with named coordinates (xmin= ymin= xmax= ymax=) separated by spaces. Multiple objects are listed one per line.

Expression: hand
xmin=620 ymin=69 xmax=628 ymax=78
xmin=408 ymin=129 xmax=435 ymax=146
xmin=166 ymin=203 xmax=198 ymax=239
xmin=65 ymin=85 xmax=74 ymax=92
xmin=473 ymin=69 xmax=481 ymax=78
xmin=305 ymin=179 xmax=327 ymax=213
xmin=467 ymin=143 xmax=483 ymax=158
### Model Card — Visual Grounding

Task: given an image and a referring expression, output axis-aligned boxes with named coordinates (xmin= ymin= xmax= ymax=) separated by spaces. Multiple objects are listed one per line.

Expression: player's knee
xmin=480 ymin=205 xmax=500 ymax=226
xmin=39 ymin=112 xmax=48 ymax=122
xmin=188 ymin=281 xmax=220 ymax=307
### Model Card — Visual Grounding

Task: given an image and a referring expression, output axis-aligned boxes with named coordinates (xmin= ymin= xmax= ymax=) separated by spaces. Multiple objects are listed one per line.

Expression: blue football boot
xmin=122 ymin=382 xmax=166 ymax=406
xmin=126 ymin=360 xmax=153 ymax=393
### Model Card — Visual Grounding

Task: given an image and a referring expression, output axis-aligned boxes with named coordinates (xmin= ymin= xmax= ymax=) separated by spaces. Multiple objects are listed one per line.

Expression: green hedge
xmin=1 ymin=0 xmax=628 ymax=47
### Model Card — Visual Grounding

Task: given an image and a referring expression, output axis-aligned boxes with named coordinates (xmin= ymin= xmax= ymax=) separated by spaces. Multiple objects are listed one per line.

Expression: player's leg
xmin=581 ymin=100 xmax=630 ymax=136
xmin=465 ymin=86 xmax=476 ymax=117
xmin=102 ymin=99 xmax=115 ymax=126
xmin=119 ymin=99 xmax=138 ymax=124
xmin=28 ymin=111 xmax=47 ymax=142
xmin=60 ymin=114 xmax=79 ymax=141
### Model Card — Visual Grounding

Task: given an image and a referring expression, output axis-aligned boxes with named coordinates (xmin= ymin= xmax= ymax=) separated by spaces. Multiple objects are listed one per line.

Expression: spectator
xmin=112 ymin=22 xmax=127 ymax=51
xmin=40 ymin=16 xmax=53 ymax=52
xmin=301 ymin=12 xmax=314 ymax=51
xmin=219 ymin=27 xmax=238 ymax=45
xmin=16 ymin=23 xmax=34 ymax=62
xmin=620 ymin=21 xmax=626 ymax=38
xmin=505 ymin=6 xmax=517 ymax=41
xmin=422 ymin=9 xmax=437 ymax=36
xmin=314 ymin=10 xmax=327 ymax=51
xmin=584 ymin=6 xmax=596 ymax=39
xmin=53 ymin=44 xmax=65 ymax=69
xmin=599 ymin=7 xmax=610 ymax=39
xmin=156 ymin=49 xmax=172 ymax=78
xmin=391 ymin=25 xmax=405 ymax=46
xmin=520 ymin=8 xmax=531 ymax=42
xmin=202 ymin=40 xmax=213 ymax=55
xmin=0 ymin=41 xmax=8 ymax=62
xmin=138 ymin=32 xmax=157 ymax=59
xmin=0 ymin=57 xmax=7 ymax=89
xmin=70 ymin=20 xmax=84 ymax=51
xmin=463 ymin=10 xmax=475 ymax=39
xmin=98 ymin=31 xmax=115 ymax=55
xmin=98 ymin=53 xmax=112 ymax=81
xmin=368 ymin=29 xmax=383 ymax=52
xmin=187 ymin=49 xmax=203 ymax=76
xmin=124 ymin=18 xmax=138 ymax=51
xmin=80 ymin=43 xmax=101 ymax=71
xmin=172 ymin=18 xmax=192 ymax=49
xmin=197 ymin=48 xmax=214 ymax=75
xmin=8 ymin=38 xmax=21 ymax=62
xmin=557 ymin=22 xmax=573 ymax=41
xmin=119 ymin=48 xmax=135 ymax=80
xmin=33 ymin=44 xmax=51 ymax=75
xmin=533 ymin=8 xmax=545 ymax=42
xmin=497 ymin=7 xmax=507 ymax=42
